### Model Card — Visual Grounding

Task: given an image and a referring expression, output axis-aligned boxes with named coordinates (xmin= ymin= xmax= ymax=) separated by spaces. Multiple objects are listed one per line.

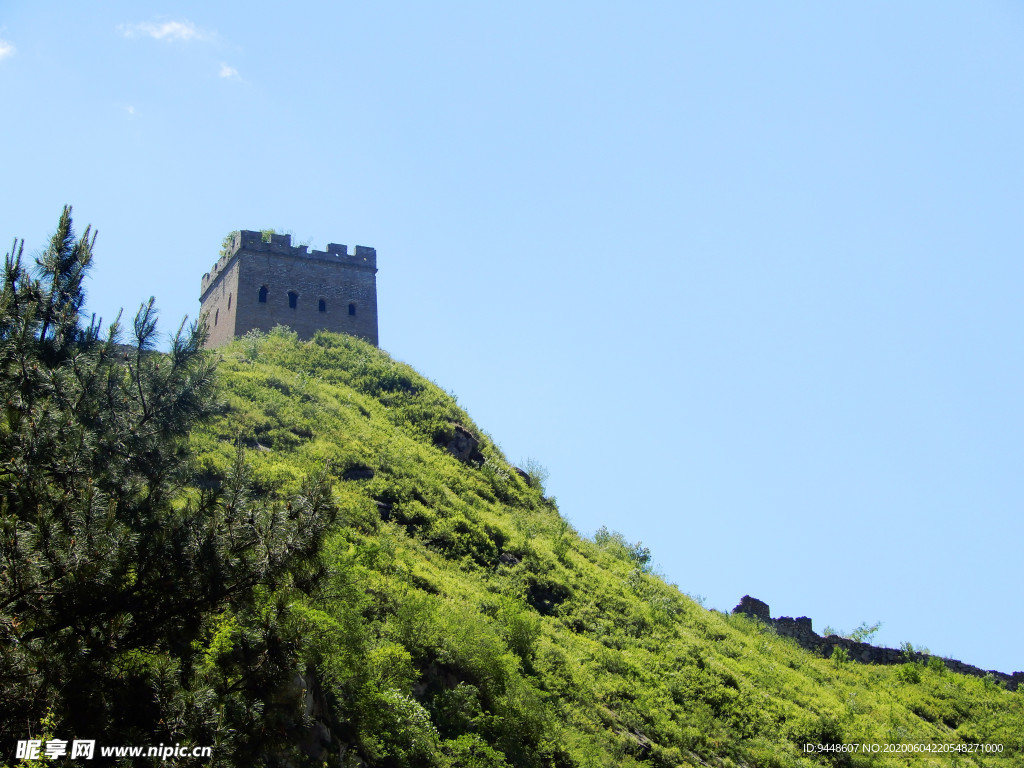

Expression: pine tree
xmin=0 ymin=209 xmax=336 ymax=763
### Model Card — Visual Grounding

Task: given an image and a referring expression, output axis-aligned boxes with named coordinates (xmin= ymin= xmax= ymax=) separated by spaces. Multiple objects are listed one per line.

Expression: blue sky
xmin=2 ymin=2 xmax=1022 ymax=674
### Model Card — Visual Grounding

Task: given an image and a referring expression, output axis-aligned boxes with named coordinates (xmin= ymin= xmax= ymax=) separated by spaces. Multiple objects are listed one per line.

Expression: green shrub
xmin=831 ymin=646 xmax=850 ymax=668
xmin=440 ymin=733 xmax=510 ymax=768
xmin=849 ymin=621 xmax=882 ymax=643
xmin=895 ymin=662 xmax=923 ymax=684
xmin=593 ymin=526 xmax=653 ymax=572
xmin=519 ymin=457 xmax=549 ymax=493
xmin=497 ymin=596 xmax=542 ymax=663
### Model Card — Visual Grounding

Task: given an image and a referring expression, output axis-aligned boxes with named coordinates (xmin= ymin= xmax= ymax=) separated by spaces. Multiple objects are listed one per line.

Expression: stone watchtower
xmin=199 ymin=230 xmax=378 ymax=348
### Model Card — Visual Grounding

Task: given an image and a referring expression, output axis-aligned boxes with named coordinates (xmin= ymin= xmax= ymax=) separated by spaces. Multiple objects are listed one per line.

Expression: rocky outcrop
xmin=342 ymin=465 xmax=375 ymax=481
xmin=733 ymin=595 xmax=1022 ymax=691
xmin=278 ymin=668 xmax=353 ymax=765
xmin=443 ymin=424 xmax=483 ymax=464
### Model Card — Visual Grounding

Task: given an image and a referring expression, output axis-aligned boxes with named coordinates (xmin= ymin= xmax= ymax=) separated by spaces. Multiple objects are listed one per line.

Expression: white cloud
xmin=0 ymin=40 xmax=15 ymax=61
xmin=119 ymin=20 xmax=209 ymax=42
xmin=219 ymin=63 xmax=239 ymax=79
xmin=126 ymin=105 xmax=136 ymax=116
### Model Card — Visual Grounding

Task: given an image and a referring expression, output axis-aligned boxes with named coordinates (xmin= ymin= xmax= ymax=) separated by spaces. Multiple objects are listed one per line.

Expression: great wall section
xmin=733 ymin=596 xmax=1022 ymax=691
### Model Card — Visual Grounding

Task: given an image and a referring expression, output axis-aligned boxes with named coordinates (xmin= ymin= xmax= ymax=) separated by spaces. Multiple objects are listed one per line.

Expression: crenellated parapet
xmin=201 ymin=231 xmax=376 ymax=296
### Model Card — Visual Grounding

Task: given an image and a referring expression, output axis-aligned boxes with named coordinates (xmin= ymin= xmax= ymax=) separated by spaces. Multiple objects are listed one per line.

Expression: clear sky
xmin=3 ymin=2 xmax=1022 ymax=674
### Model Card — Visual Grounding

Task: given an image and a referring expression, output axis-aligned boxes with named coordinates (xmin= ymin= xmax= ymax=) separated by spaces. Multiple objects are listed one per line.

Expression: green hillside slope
xmin=193 ymin=328 xmax=1021 ymax=768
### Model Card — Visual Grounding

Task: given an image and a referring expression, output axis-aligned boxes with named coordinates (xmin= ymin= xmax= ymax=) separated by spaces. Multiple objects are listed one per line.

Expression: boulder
xmin=445 ymin=424 xmax=479 ymax=462
xmin=343 ymin=465 xmax=375 ymax=481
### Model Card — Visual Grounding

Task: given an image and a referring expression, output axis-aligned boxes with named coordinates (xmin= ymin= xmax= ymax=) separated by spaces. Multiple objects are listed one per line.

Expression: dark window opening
xmin=348 ymin=302 xmax=356 ymax=316
xmin=258 ymin=285 xmax=268 ymax=303
xmin=214 ymin=309 xmax=219 ymax=326
xmin=318 ymin=299 xmax=326 ymax=313
xmin=227 ymin=294 xmax=231 ymax=310
xmin=288 ymin=291 xmax=298 ymax=309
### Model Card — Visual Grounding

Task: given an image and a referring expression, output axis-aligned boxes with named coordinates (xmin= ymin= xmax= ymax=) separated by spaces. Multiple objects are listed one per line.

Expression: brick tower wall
xmin=200 ymin=257 xmax=242 ymax=349
xmin=200 ymin=231 xmax=378 ymax=348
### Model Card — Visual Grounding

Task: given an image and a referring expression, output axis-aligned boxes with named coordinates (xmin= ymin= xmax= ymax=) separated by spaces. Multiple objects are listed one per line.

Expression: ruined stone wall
xmin=732 ymin=595 xmax=1022 ymax=691
xmin=199 ymin=230 xmax=378 ymax=348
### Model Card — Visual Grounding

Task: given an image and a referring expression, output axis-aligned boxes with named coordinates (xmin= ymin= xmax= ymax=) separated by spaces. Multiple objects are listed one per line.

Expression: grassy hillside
xmin=193 ymin=328 xmax=1021 ymax=768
